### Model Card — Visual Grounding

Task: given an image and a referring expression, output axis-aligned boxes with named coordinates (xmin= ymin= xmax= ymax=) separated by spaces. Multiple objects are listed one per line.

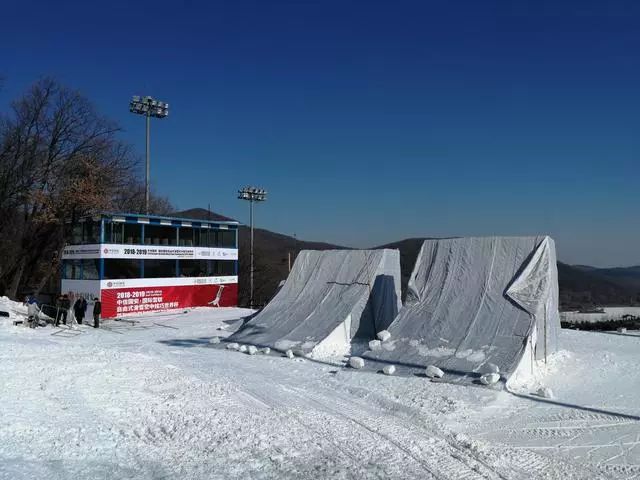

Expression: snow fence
xmin=363 ymin=236 xmax=560 ymax=384
xmin=227 ymin=249 xmax=402 ymax=356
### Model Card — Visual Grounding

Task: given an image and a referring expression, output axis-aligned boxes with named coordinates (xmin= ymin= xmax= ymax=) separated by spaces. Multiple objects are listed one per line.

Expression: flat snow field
xmin=1 ymin=303 xmax=639 ymax=479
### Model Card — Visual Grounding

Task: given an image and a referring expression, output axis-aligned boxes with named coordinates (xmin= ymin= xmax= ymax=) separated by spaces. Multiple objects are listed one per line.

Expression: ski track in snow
xmin=0 ymin=304 xmax=638 ymax=479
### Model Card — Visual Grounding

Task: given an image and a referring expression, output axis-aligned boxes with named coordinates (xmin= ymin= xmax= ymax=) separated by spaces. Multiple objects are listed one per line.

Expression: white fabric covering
xmin=364 ymin=236 xmax=560 ymax=385
xmin=228 ymin=249 xmax=401 ymax=355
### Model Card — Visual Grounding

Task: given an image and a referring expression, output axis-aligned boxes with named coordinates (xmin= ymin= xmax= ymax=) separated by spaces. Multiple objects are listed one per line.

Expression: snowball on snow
xmin=383 ymin=365 xmax=396 ymax=375
xmin=349 ymin=357 xmax=365 ymax=369
xmin=209 ymin=337 xmax=221 ymax=344
xmin=247 ymin=345 xmax=258 ymax=355
xmin=368 ymin=339 xmax=382 ymax=351
xmin=425 ymin=365 xmax=444 ymax=379
xmin=261 ymin=347 xmax=271 ymax=355
xmin=239 ymin=345 xmax=248 ymax=353
xmin=480 ymin=373 xmax=501 ymax=385
xmin=285 ymin=349 xmax=295 ymax=359
xmin=536 ymin=386 xmax=553 ymax=399
xmin=226 ymin=343 xmax=240 ymax=350
xmin=376 ymin=330 xmax=391 ymax=342
xmin=479 ymin=362 xmax=500 ymax=374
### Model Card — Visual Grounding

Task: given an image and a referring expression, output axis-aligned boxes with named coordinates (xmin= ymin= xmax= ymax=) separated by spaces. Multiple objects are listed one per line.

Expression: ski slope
xmin=0 ymin=299 xmax=638 ymax=479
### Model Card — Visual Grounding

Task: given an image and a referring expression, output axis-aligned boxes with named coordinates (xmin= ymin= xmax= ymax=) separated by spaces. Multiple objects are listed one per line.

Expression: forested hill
xmin=173 ymin=210 xmax=640 ymax=310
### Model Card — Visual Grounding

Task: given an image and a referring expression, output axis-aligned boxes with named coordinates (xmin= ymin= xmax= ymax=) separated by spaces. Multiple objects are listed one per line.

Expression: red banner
xmin=101 ymin=283 xmax=238 ymax=318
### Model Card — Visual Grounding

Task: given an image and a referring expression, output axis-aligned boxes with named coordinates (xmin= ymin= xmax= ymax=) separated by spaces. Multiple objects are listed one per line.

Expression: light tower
xmin=129 ymin=95 xmax=169 ymax=214
xmin=238 ymin=186 xmax=267 ymax=308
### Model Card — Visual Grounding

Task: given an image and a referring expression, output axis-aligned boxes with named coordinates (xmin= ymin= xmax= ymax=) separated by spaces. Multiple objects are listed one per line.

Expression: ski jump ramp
xmin=228 ymin=249 xmax=402 ymax=356
xmin=364 ymin=236 xmax=560 ymax=384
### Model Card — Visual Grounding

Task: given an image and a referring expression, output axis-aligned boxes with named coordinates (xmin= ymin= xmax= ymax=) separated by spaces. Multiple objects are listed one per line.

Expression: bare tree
xmin=0 ymin=78 xmax=139 ymax=299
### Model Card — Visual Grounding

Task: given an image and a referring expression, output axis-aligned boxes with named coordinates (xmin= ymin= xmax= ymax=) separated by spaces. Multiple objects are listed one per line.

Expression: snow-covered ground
xmin=1 ymin=298 xmax=639 ymax=479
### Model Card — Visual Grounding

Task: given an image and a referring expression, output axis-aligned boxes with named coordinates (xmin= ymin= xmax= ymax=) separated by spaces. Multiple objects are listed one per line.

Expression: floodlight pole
xmin=129 ymin=95 xmax=169 ymax=215
xmin=238 ymin=186 xmax=267 ymax=309
xmin=145 ymin=113 xmax=150 ymax=214
xmin=250 ymin=198 xmax=254 ymax=308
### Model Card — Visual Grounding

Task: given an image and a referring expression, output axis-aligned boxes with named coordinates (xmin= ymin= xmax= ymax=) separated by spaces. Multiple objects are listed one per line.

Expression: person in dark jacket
xmin=93 ymin=298 xmax=101 ymax=328
xmin=74 ymin=296 xmax=87 ymax=325
xmin=60 ymin=294 xmax=70 ymax=325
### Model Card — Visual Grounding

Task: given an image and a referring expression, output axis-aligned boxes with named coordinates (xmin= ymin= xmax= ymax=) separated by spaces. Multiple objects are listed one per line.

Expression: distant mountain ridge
xmin=172 ymin=208 xmax=640 ymax=309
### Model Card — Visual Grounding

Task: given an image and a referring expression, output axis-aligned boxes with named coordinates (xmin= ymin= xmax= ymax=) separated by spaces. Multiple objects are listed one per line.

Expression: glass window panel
xmin=143 ymin=259 xmax=176 ymax=278
xmin=206 ymin=230 xmax=218 ymax=248
xmin=212 ymin=260 xmax=235 ymax=276
xmin=103 ymin=259 xmax=140 ymax=279
xmin=144 ymin=224 xmax=177 ymax=246
xmin=104 ymin=221 xmax=123 ymax=244
xmin=123 ymin=223 xmax=142 ymax=244
xmin=178 ymin=260 xmax=207 ymax=277
xmin=178 ymin=227 xmax=194 ymax=247
xmin=82 ymin=259 xmax=100 ymax=280
xmin=62 ymin=260 xmax=81 ymax=279
xmin=193 ymin=228 xmax=205 ymax=247
xmin=217 ymin=230 xmax=236 ymax=248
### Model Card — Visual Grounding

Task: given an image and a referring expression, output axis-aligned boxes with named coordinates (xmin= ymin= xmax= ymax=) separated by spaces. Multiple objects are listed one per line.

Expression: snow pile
xmin=285 ymin=349 xmax=294 ymax=359
xmin=349 ymin=357 xmax=365 ymax=369
xmin=377 ymin=330 xmax=391 ymax=342
xmin=0 ymin=296 xmax=28 ymax=328
xmin=239 ymin=345 xmax=248 ymax=353
xmin=209 ymin=337 xmax=221 ymax=344
xmin=382 ymin=365 xmax=396 ymax=375
xmin=247 ymin=345 xmax=258 ymax=355
xmin=480 ymin=373 xmax=501 ymax=385
xmin=536 ymin=386 xmax=554 ymax=399
xmin=368 ymin=339 xmax=381 ymax=350
xmin=226 ymin=342 xmax=240 ymax=350
xmin=425 ymin=365 xmax=444 ymax=379
xmin=261 ymin=347 xmax=271 ymax=355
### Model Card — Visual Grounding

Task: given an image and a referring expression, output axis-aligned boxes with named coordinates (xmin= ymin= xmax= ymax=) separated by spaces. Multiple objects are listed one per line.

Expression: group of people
xmin=24 ymin=294 xmax=102 ymax=328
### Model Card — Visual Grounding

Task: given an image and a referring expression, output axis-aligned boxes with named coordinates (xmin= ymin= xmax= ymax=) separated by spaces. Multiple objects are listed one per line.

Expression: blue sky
xmin=1 ymin=1 xmax=639 ymax=266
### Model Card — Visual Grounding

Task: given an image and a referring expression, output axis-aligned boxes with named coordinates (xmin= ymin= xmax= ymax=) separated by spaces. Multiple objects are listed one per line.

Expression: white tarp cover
xmin=228 ymin=249 xmax=402 ymax=354
xmin=363 ymin=236 xmax=560 ymax=384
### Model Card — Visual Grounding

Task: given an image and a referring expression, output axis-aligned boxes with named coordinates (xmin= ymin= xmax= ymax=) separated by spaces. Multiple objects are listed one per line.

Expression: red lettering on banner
xmin=101 ymin=283 xmax=238 ymax=318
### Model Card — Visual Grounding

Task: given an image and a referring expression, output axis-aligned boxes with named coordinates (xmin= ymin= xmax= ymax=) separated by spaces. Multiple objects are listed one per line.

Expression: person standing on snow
xmin=25 ymin=295 xmax=41 ymax=328
xmin=93 ymin=297 xmax=101 ymax=328
xmin=60 ymin=294 xmax=70 ymax=325
xmin=74 ymin=296 xmax=87 ymax=325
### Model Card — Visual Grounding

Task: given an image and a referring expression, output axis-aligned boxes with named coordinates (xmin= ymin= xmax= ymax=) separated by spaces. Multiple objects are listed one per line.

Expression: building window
xmin=104 ymin=221 xmax=121 ymax=243
xmin=213 ymin=260 xmax=235 ymax=276
xmin=62 ymin=260 xmax=82 ymax=279
xmin=143 ymin=259 xmax=176 ymax=278
xmin=192 ymin=228 xmax=207 ymax=247
xmin=216 ymin=230 xmax=236 ymax=248
xmin=178 ymin=227 xmax=195 ymax=247
xmin=82 ymin=259 xmax=100 ymax=280
xmin=144 ymin=224 xmax=177 ymax=246
xmin=123 ymin=223 xmax=142 ymax=244
xmin=104 ymin=259 xmax=140 ymax=279
xmin=178 ymin=260 xmax=207 ymax=277
xmin=83 ymin=220 xmax=100 ymax=244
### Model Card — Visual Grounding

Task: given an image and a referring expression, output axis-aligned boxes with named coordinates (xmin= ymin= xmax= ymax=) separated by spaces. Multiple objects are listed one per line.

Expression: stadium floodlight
xmin=129 ymin=95 xmax=169 ymax=214
xmin=238 ymin=186 xmax=268 ymax=308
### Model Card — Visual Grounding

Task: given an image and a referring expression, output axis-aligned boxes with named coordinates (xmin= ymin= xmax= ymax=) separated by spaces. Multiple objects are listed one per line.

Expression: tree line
xmin=0 ymin=78 xmax=173 ymax=300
